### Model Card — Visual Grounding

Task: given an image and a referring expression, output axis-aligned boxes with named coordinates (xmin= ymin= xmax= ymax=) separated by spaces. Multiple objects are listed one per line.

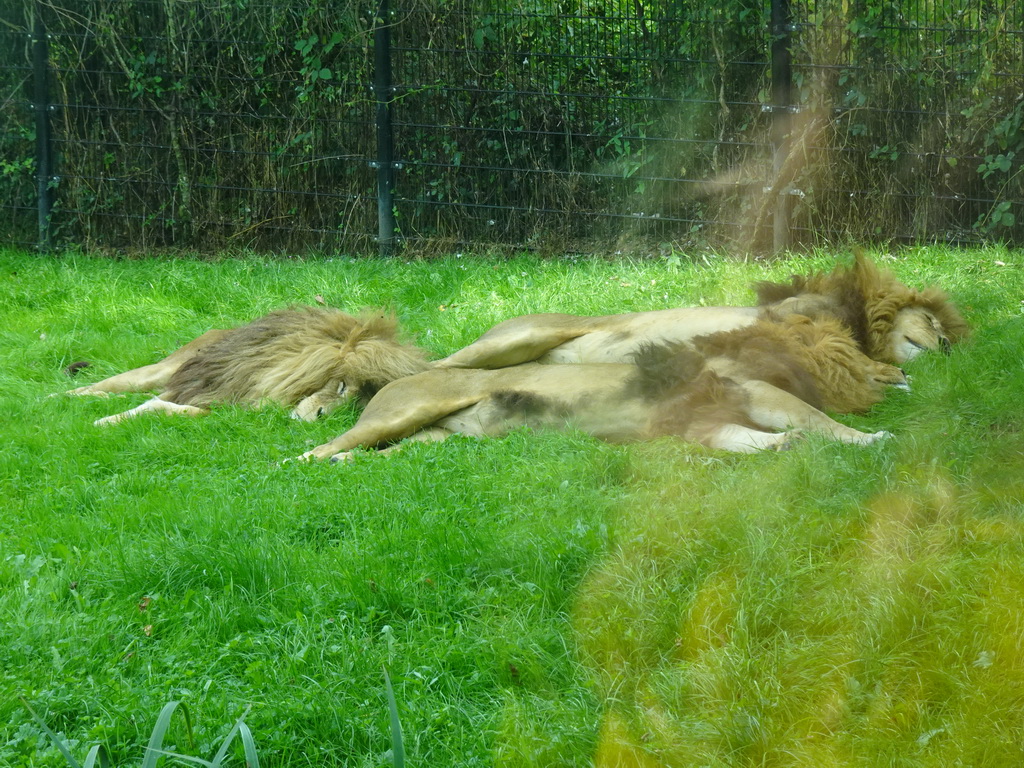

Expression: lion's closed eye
xmin=904 ymin=336 xmax=928 ymax=350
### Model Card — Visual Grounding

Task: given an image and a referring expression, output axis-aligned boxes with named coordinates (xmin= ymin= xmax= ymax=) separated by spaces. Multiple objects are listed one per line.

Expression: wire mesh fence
xmin=1 ymin=1 xmax=1022 ymax=256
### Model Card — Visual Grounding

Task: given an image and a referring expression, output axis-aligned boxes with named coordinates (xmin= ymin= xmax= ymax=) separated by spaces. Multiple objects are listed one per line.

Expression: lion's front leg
xmin=703 ymin=424 xmax=804 ymax=453
xmin=93 ymin=396 xmax=207 ymax=426
xmin=327 ymin=427 xmax=456 ymax=463
xmin=297 ymin=412 xmax=440 ymax=461
xmin=739 ymin=379 xmax=890 ymax=445
xmin=64 ymin=360 xmax=180 ymax=397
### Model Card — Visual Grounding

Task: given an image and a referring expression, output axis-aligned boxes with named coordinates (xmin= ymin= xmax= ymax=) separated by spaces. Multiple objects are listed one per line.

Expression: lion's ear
xmin=850 ymin=248 xmax=890 ymax=295
xmin=851 ymin=247 xmax=874 ymax=276
xmin=753 ymin=276 xmax=805 ymax=305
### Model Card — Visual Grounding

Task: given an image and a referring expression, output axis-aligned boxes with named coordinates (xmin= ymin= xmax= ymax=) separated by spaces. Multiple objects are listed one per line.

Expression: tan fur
xmin=67 ymin=306 xmax=431 ymax=425
xmin=297 ymin=317 xmax=901 ymax=462
xmin=437 ymin=253 xmax=966 ymax=374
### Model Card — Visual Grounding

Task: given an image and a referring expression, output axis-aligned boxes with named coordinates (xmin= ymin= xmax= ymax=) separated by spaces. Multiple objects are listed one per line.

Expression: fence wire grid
xmin=1 ymin=1 xmax=1022 ymax=256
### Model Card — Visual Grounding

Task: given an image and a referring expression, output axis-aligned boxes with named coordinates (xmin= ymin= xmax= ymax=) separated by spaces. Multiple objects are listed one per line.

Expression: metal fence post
xmin=32 ymin=1 xmax=53 ymax=252
xmin=770 ymin=0 xmax=793 ymax=253
xmin=373 ymin=0 xmax=397 ymax=256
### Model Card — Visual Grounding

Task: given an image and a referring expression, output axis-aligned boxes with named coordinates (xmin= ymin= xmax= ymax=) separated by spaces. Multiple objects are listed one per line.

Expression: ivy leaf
xmin=295 ymin=34 xmax=316 ymax=54
xmin=324 ymin=32 xmax=345 ymax=53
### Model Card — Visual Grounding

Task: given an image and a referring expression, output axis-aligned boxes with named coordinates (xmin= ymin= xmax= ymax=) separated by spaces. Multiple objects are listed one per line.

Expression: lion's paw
xmin=283 ymin=448 xmax=347 ymax=464
xmin=772 ymin=429 xmax=806 ymax=452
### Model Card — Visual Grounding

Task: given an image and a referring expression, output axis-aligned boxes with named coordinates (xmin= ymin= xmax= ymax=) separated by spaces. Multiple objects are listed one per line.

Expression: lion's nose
xmin=940 ymin=337 xmax=951 ymax=354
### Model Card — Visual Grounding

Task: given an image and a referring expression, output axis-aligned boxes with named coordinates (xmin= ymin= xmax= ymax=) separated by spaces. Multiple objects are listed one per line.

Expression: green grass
xmin=1 ymin=246 xmax=1023 ymax=766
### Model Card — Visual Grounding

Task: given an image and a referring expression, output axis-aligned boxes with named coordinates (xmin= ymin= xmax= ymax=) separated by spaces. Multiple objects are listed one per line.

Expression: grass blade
xmin=82 ymin=744 xmax=111 ymax=768
xmin=142 ymin=701 xmax=193 ymax=768
xmin=238 ymin=721 xmax=260 ymax=768
xmin=208 ymin=706 xmax=252 ymax=767
xmin=383 ymin=667 xmax=405 ymax=768
xmin=145 ymin=750 xmax=212 ymax=766
xmin=19 ymin=698 xmax=83 ymax=768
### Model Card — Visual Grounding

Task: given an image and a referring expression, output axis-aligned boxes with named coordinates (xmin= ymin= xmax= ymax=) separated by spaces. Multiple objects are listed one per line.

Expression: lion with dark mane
xmin=64 ymin=306 xmax=430 ymax=425
xmin=296 ymin=314 xmax=908 ymax=463
xmin=435 ymin=252 xmax=968 ymax=372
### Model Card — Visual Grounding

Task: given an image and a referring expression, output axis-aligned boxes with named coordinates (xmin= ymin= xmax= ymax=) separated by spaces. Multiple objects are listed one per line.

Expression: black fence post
xmin=373 ymin=0 xmax=397 ymax=256
xmin=32 ymin=1 xmax=53 ymax=252
xmin=770 ymin=0 xmax=793 ymax=253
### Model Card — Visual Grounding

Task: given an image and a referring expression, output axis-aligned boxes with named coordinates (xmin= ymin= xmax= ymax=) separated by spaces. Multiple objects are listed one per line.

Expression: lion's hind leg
xmin=435 ymin=315 xmax=589 ymax=369
xmin=297 ymin=415 xmax=441 ymax=462
xmin=66 ymin=362 xmax=183 ymax=398
xmin=62 ymin=329 xmax=231 ymax=397
xmin=93 ymin=396 xmax=207 ymax=426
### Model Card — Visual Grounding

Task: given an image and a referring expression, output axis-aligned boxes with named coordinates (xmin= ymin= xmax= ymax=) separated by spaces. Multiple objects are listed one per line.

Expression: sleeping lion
xmin=296 ymin=315 xmax=908 ymax=463
xmin=435 ymin=252 xmax=968 ymax=372
xmin=64 ymin=306 xmax=430 ymax=425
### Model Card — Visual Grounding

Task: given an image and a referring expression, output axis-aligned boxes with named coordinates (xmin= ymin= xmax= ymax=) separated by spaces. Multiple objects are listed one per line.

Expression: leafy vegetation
xmin=2 ymin=2 xmax=1022 ymax=253
xmin=2 ymin=246 xmax=1023 ymax=766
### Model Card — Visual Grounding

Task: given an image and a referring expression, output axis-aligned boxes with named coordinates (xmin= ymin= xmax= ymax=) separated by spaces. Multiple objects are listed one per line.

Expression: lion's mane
xmin=754 ymin=252 xmax=969 ymax=362
xmin=162 ymin=306 xmax=430 ymax=408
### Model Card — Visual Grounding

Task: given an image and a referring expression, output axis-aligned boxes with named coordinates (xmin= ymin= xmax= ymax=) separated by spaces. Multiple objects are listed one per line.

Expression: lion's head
xmin=755 ymin=251 xmax=969 ymax=365
xmin=288 ymin=314 xmax=432 ymax=420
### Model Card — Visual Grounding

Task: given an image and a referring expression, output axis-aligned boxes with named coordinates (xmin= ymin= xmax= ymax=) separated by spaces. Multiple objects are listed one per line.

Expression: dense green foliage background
xmin=1 ymin=1 xmax=1022 ymax=253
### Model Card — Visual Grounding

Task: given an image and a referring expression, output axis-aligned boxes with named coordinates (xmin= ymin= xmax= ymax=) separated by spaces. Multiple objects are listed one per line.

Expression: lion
xmin=434 ymin=252 xmax=967 ymax=372
xmin=63 ymin=306 xmax=431 ymax=426
xmin=296 ymin=315 xmax=907 ymax=463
